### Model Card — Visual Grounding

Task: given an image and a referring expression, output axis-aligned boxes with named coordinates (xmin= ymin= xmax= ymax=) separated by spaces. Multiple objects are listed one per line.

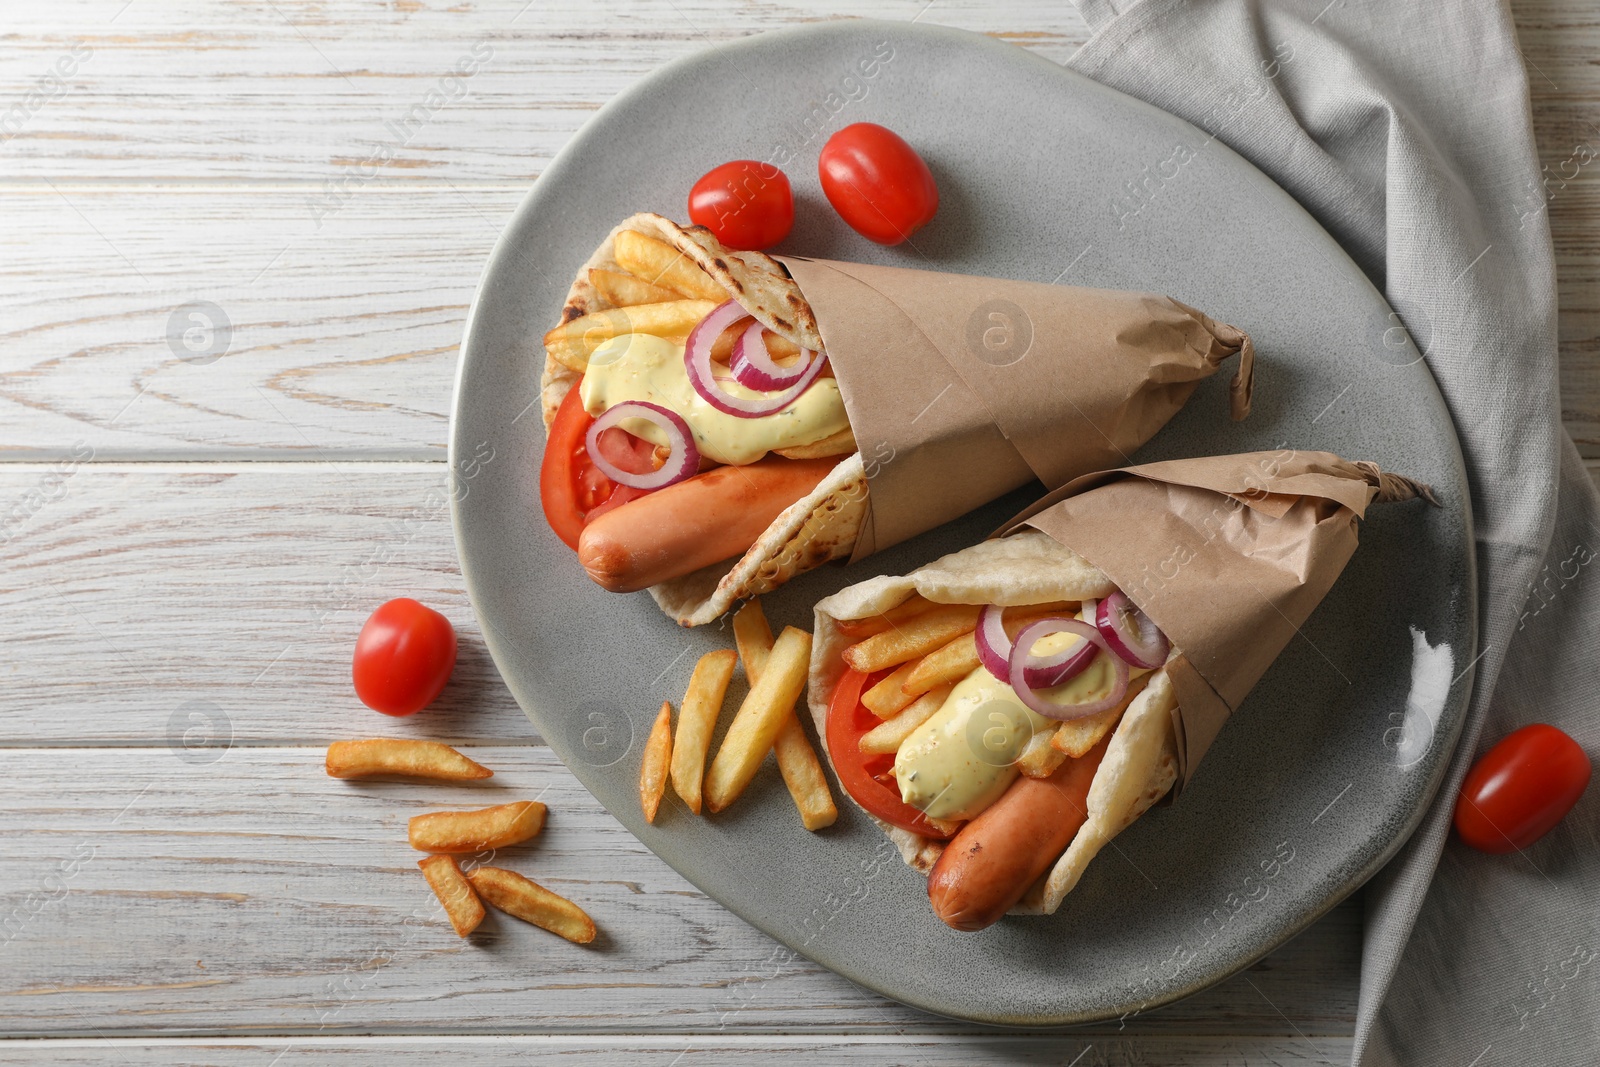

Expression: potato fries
xmin=613 ymin=229 xmax=728 ymax=302
xmin=544 ymin=336 xmax=592 ymax=374
xmin=841 ymin=604 xmax=981 ymax=674
xmin=858 ymin=685 xmax=951 ymax=755
xmin=325 ymin=739 xmax=492 ymax=781
xmin=706 ymin=626 xmax=812 ymax=813
xmin=861 ymin=661 xmax=919 ymax=719
xmin=834 ymin=594 xmax=934 ymax=641
xmin=417 ymin=854 xmax=485 ymax=937
xmin=466 ymin=866 xmax=596 ymax=944
xmin=408 ymin=801 xmax=547 ymax=854
xmin=544 ymin=300 xmax=716 ymax=357
xmin=1016 ymin=727 xmax=1069 ymax=779
xmin=639 ymin=701 xmax=673 ymax=823
xmin=734 ymin=600 xmax=837 ymax=830
xmin=902 ymin=632 xmax=980 ymax=699
xmin=668 ymin=649 xmax=738 ymax=815
xmin=1051 ymin=673 xmax=1153 ymax=758
xmin=731 ymin=600 xmax=774 ymax=682
xmin=589 ymin=267 xmax=678 ymax=307
xmin=773 ymin=717 xmax=838 ymax=830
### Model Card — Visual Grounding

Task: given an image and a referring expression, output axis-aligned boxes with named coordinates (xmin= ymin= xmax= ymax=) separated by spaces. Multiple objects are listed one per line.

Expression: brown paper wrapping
xmin=777 ymin=256 xmax=1254 ymax=561
xmin=998 ymin=451 xmax=1435 ymax=785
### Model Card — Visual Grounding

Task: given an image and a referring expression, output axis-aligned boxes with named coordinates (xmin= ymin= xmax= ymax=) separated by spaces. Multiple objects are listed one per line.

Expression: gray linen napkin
xmin=1067 ymin=1 xmax=1598 ymax=1062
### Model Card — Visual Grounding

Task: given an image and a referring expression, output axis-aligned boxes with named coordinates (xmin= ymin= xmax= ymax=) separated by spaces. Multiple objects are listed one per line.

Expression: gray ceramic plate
xmin=451 ymin=20 xmax=1476 ymax=1026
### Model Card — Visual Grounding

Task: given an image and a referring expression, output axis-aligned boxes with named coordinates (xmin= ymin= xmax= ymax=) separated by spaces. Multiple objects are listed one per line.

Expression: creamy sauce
xmin=579 ymin=333 xmax=848 ymax=466
xmin=892 ymin=612 xmax=1145 ymax=822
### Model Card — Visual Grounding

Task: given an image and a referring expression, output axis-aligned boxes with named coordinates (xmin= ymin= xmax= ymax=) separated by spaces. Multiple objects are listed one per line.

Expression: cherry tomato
xmin=818 ymin=123 xmax=939 ymax=245
xmin=827 ymin=668 xmax=957 ymax=839
xmin=688 ymin=160 xmax=794 ymax=250
xmin=353 ymin=598 xmax=458 ymax=717
xmin=1453 ymin=723 xmax=1590 ymax=853
xmin=539 ymin=382 xmax=651 ymax=550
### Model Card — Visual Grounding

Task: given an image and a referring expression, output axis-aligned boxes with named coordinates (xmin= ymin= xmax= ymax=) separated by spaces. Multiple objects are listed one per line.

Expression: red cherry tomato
xmin=353 ymin=598 xmax=459 ymax=716
xmin=818 ymin=123 xmax=939 ymax=245
xmin=1453 ymin=723 xmax=1590 ymax=853
xmin=688 ymin=160 xmax=794 ymax=250
xmin=539 ymin=381 xmax=651 ymax=550
xmin=827 ymin=668 xmax=957 ymax=839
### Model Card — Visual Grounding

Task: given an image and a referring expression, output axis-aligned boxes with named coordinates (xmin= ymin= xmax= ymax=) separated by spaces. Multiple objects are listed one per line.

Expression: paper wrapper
xmin=542 ymin=214 xmax=1254 ymax=625
xmin=777 ymin=255 xmax=1255 ymax=561
xmin=999 ymin=450 xmax=1438 ymax=785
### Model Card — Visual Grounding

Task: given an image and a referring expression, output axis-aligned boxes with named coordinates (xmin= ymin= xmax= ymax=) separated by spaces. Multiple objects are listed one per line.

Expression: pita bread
xmin=807 ymin=529 xmax=1178 ymax=915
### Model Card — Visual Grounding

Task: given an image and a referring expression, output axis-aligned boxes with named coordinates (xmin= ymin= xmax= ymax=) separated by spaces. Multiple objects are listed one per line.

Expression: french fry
xmin=543 ymin=300 xmax=716 ymax=353
xmin=613 ymin=229 xmax=729 ymax=302
xmin=731 ymin=599 xmax=775 ymax=682
xmin=1051 ymin=672 xmax=1154 ymax=758
xmin=417 ymin=854 xmax=485 ymax=937
xmin=861 ymin=661 xmax=920 ymax=719
xmin=668 ymin=649 xmax=738 ymax=815
xmin=834 ymin=594 xmax=935 ymax=641
xmin=639 ymin=701 xmax=673 ymax=823
xmin=408 ymin=801 xmax=547 ymax=854
xmin=841 ymin=604 xmax=981 ymax=674
xmin=735 ymin=599 xmax=838 ymax=831
xmin=902 ymin=632 xmax=981 ymax=699
xmin=858 ymin=685 xmax=951 ymax=755
xmin=773 ymin=717 xmax=838 ymax=830
xmin=325 ymin=739 xmax=492 ymax=781
xmin=466 ymin=866 xmax=596 ymax=944
xmin=705 ymin=626 xmax=812 ymax=813
xmin=1016 ymin=727 xmax=1069 ymax=779
xmin=544 ymin=336 xmax=592 ymax=374
xmin=589 ymin=267 xmax=678 ymax=307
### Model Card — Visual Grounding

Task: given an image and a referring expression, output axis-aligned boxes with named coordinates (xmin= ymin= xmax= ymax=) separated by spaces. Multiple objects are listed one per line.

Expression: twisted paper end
xmin=1354 ymin=461 xmax=1441 ymax=506
xmin=1229 ymin=333 xmax=1255 ymax=421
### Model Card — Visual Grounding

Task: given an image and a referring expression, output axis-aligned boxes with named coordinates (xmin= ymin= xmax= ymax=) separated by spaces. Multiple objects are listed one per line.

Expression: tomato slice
xmin=539 ymin=382 xmax=653 ymax=550
xmin=827 ymin=668 xmax=957 ymax=839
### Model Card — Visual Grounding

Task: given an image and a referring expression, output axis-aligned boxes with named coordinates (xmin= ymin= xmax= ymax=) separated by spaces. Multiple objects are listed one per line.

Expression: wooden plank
xmin=0 ymin=1035 xmax=1355 ymax=1065
xmin=0 ymin=463 xmax=531 ymax=745
xmin=0 ymin=746 xmax=1359 ymax=1038
xmin=3 ymin=181 xmax=1597 ymax=460
xmin=0 ymin=188 xmax=521 ymax=459
xmin=0 ymin=2 xmax=1090 ymax=183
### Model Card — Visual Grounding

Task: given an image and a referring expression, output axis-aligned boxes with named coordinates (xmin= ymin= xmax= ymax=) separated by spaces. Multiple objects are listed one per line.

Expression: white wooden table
xmin=2 ymin=2 xmax=1594 ymax=1063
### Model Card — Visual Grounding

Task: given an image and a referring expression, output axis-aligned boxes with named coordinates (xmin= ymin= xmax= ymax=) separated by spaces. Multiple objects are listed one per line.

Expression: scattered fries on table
xmin=408 ymin=800 xmax=547 ymax=854
xmin=735 ymin=600 xmax=837 ymax=831
xmin=325 ymin=739 xmax=492 ymax=781
xmin=466 ymin=867 xmax=597 ymax=945
xmin=417 ymin=854 xmax=485 ymax=938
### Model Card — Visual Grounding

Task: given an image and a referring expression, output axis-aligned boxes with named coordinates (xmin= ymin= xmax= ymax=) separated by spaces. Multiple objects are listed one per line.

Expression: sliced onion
xmin=976 ymin=604 xmax=1097 ymax=688
xmin=730 ymin=319 xmax=819 ymax=391
xmin=685 ymin=299 xmax=829 ymax=418
xmin=583 ymin=401 xmax=699 ymax=491
xmin=1095 ymin=591 xmax=1170 ymax=669
xmin=1008 ymin=618 xmax=1128 ymax=721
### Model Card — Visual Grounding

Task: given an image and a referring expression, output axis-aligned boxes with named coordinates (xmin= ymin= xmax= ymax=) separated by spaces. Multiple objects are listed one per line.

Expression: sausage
xmin=926 ymin=732 xmax=1113 ymax=931
xmin=577 ymin=455 xmax=839 ymax=592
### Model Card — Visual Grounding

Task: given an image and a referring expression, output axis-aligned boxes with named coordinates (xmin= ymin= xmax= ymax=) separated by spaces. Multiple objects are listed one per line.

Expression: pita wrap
xmin=544 ymin=214 xmax=1255 ymax=626
xmin=807 ymin=451 xmax=1435 ymax=917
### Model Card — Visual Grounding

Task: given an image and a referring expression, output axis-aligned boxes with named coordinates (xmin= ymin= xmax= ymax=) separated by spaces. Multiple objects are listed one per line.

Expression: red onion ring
xmin=975 ymin=604 xmax=1098 ymax=688
xmin=583 ymin=401 xmax=699 ymax=491
xmin=730 ymin=319 xmax=818 ymax=391
xmin=685 ymin=299 xmax=829 ymax=418
xmin=1095 ymin=591 xmax=1170 ymax=669
xmin=1007 ymin=618 xmax=1129 ymax=721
